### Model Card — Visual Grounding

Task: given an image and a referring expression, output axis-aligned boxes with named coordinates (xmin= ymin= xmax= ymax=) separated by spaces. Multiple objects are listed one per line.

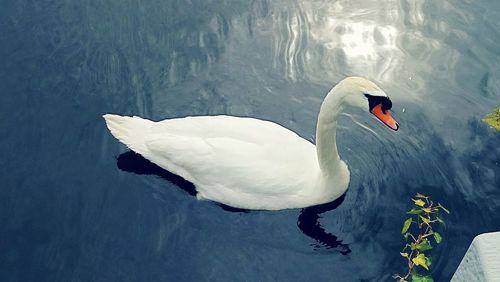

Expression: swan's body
xmin=105 ymin=115 xmax=348 ymax=210
xmin=104 ymin=77 xmax=398 ymax=210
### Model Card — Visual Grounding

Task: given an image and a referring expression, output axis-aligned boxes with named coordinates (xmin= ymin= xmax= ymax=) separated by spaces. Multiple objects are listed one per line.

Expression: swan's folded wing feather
xmin=137 ymin=116 xmax=320 ymax=209
xmin=153 ymin=115 xmax=301 ymax=145
xmin=143 ymin=132 xmax=314 ymax=197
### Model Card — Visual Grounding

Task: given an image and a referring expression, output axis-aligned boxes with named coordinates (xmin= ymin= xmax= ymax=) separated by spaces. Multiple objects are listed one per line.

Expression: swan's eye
xmin=364 ymin=94 xmax=392 ymax=113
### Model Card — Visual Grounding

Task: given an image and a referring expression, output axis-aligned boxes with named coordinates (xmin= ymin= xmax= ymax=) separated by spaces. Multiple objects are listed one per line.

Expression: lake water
xmin=1 ymin=0 xmax=499 ymax=281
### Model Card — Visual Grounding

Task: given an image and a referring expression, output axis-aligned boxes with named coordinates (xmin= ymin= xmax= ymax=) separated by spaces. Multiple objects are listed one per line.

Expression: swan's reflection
xmin=298 ymin=195 xmax=351 ymax=255
xmin=116 ymin=150 xmax=349 ymax=254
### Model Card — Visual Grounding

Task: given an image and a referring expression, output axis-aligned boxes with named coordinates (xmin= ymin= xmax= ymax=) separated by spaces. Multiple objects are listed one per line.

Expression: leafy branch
xmin=393 ymin=193 xmax=449 ymax=282
xmin=482 ymin=107 xmax=500 ymax=131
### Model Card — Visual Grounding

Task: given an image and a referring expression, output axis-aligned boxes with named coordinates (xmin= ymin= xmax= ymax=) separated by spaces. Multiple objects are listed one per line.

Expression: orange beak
xmin=370 ymin=103 xmax=399 ymax=131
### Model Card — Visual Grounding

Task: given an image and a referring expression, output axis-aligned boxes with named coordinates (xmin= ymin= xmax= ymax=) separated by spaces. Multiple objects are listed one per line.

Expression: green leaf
xmin=410 ymin=242 xmax=417 ymax=250
xmin=437 ymin=203 xmax=450 ymax=214
xmin=426 ymin=256 xmax=433 ymax=268
xmin=415 ymin=239 xmax=433 ymax=251
xmin=415 ymin=193 xmax=428 ymax=199
xmin=482 ymin=108 xmax=500 ymax=131
xmin=436 ymin=217 xmax=446 ymax=226
xmin=412 ymin=254 xmax=430 ymax=270
xmin=402 ymin=218 xmax=413 ymax=234
xmin=412 ymin=273 xmax=434 ymax=282
xmin=419 ymin=216 xmax=431 ymax=225
xmin=400 ymin=252 xmax=409 ymax=258
xmin=422 ymin=207 xmax=432 ymax=213
xmin=433 ymin=232 xmax=442 ymax=243
xmin=413 ymin=199 xmax=426 ymax=207
xmin=408 ymin=208 xmax=423 ymax=215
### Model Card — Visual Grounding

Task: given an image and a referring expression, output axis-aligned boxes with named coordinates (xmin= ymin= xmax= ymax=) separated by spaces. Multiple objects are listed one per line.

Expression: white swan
xmin=104 ymin=77 xmax=398 ymax=210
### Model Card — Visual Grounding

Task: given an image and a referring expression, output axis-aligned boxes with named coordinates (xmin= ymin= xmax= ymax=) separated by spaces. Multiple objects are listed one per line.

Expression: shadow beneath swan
xmin=116 ymin=150 xmax=350 ymax=254
xmin=117 ymin=151 xmax=248 ymax=213
xmin=116 ymin=151 xmax=197 ymax=196
xmin=297 ymin=195 xmax=351 ymax=255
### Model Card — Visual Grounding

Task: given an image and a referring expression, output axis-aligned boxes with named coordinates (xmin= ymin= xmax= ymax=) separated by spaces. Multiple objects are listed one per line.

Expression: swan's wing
xmin=153 ymin=115 xmax=301 ymax=144
xmin=141 ymin=116 xmax=318 ymax=201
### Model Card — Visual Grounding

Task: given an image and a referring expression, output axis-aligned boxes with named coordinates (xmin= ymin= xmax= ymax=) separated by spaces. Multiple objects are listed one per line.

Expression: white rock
xmin=451 ymin=232 xmax=500 ymax=282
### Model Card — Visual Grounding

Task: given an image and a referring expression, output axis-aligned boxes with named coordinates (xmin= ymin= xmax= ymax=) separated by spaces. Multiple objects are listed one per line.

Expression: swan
xmin=104 ymin=77 xmax=398 ymax=210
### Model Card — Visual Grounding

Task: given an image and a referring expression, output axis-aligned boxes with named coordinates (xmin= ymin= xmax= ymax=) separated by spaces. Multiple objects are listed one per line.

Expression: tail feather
xmin=103 ymin=114 xmax=153 ymax=153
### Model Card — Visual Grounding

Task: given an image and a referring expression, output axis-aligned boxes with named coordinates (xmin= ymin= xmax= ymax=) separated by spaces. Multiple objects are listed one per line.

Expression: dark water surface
xmin=1 ymin=0 xmax=499 ymax=281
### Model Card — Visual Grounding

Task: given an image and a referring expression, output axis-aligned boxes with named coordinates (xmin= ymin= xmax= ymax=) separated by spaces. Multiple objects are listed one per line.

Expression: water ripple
xmin=2 ymin=0 xmax=500 ymax=281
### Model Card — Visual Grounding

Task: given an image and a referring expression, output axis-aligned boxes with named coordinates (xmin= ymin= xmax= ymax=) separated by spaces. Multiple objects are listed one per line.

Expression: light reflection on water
xmin=269 ymin=0 xmax=403 ymax=83
xmin=0 ymin=0 xmax=499 ymax=281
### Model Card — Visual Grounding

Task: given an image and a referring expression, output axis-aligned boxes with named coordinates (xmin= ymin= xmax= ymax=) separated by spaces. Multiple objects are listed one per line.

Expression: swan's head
xmin=341 ymin=77 xmax=399 ymax=131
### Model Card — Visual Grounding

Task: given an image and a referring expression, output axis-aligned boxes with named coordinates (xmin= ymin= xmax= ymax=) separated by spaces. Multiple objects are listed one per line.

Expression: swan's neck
xmin=316 ymin=84 xmax=349 ymax=177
